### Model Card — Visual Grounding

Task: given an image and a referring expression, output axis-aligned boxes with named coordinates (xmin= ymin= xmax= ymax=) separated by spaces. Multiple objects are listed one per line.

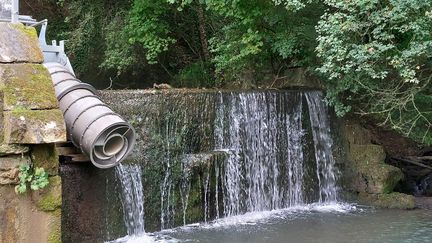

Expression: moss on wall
xmin=36 ymin=176 xmax=62 ymax=212
xmin=0 ymin=64 xmax=58 ymax=110
xmin=31 ymin=144 xmax=59 ymax=175
xmin=0 ymin=21 xmax=63 ymax=243
xmin=47 ymin=209 xmax=61 ymax=243
xmin=358 ymin=192 xmax=415 ymax=209
xmin=0 ymin=23 xmax=44 ymax=63
xmin=12 ymin=23 xmax=38 ymax=39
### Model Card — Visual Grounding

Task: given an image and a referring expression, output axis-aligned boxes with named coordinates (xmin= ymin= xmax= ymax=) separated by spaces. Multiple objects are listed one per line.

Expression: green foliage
xmin=15 ymin=164 xmax=49 ymax=194
xmin=205 ymin=0 xmax=323 ymax=83
xmin=37 ymin=0 xmax=432 ymax=144
xmin=173 ymin=62 xmax=214 ymax=88
xmin=127 ymin=0 xmax=176 ymax=64
xmin=316 ymin=0 xmax=432 ymax=144
xmin=100 ymin=11 xmax=139 ymax=75
xmin=272 ymin=0 xmax=313 ymax=11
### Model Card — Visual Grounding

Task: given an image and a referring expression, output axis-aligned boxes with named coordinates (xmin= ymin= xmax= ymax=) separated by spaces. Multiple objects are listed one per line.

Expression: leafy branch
xmin=15 ymin=164 xmax=50 ymax=194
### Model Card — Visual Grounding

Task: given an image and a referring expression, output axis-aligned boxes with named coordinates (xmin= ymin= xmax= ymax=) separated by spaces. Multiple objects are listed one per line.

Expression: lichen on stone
xmin=0 ymin=23 xmax=44 ymax=63
xmin=3 ymin=109 xmax=66 ymax=144
xmin=0 ymin=143 xmax=29 ymax=156
xmin=0 ymin=64 xmax=59 ymax=110
xmin=11 ymin=23 xmax=38 ymax=39
xmin=35 ymin=176 xmax=62 ymax=212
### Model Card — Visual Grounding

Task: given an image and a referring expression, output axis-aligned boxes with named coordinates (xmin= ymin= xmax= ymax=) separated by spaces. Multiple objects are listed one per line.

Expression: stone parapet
xmin=0 ymin=23 xmax=44 ymax=63
xmin=0 ymin=63 xmax=59 ymax=110
xmin=3 ymin=109 xmax=66 ymax=144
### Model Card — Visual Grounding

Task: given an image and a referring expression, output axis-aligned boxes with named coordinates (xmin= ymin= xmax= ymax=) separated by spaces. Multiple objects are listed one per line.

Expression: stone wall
xmin=342 ymin=121 xmax=415 ymax=209
xmin=0 ymin=22 xmax=66 ymax=243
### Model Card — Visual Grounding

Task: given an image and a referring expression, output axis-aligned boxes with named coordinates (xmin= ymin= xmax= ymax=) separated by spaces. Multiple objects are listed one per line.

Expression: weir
xmin=64 ymin=89 xmax=342 ymax=241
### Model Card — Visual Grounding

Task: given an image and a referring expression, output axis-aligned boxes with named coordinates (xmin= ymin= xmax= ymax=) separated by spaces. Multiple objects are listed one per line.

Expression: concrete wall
xmin=0 ymin=22 xmax=66 ymax=243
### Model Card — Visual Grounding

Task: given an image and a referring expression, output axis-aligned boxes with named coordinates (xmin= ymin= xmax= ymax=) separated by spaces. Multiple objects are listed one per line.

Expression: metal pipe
xmin=44 ymin=62 xmax=136 ymax=168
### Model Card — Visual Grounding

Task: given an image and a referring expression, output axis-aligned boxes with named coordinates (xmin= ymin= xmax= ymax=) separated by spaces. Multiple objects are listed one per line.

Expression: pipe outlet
xmin=44 ymin=62 xmax=136 ymax=168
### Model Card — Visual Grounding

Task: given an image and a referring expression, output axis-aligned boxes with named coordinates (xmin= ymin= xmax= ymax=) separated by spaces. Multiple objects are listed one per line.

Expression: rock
xmin=0 ymin=143 xmax=29 ymax=156
xmin=33 ymin=176 xmax=62 ymax=212
xmin=3 ymin=109 xmax=66 ymax=144
xmin=0 ymin=64 xmax=59 ymax=110
xmin=414 ymin=197 xmax=432 ymax=209
xmin=31 ymin=144 xmax=58 ymax=175
xmin=0 ymin=23 xmax=44 ymax=63
xmin=0 ymin=186 xmax=61 ymax=243
xmin=0 ymin=107 xmax=2 ymax=144
xmin=0 ymin=155 xmax=30 ymax=185
xmin=348 ymin=144 xmax=386 ymax=164
xmin=153 ymin=83 xmax=173 ymax=89
xmin=344 ymin=124 xmax=371 ymax=146
xmin=347 ymin=143 xmax=404 ymax=194
xmin=181 ymin=151 xmax=228 ymax=168
xmin=354 ymin=162 xmax=404 ymax=194
xmin=0 ymin=186 xmax=20 ymax=243
xmin=358 ymin=192 xmax=416 ymax=209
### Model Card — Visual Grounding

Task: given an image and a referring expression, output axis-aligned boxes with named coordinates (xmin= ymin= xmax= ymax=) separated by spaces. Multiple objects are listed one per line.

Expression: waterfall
xmin=115 ymin=164 xmax=145 ymax=236
xmin=106 ymin=90 xmax=340 ymax=234
xmin=215 ymin=91 xmax=339 ymax=216
xmin=215 ymin=92 xmax=305 ymax=215
xmin=305 ymin=91 xmax=338 ymax=202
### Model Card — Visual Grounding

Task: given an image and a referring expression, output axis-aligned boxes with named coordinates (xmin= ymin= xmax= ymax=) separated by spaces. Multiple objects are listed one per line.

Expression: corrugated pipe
xmin=44 ymin=62 xmax=136 ymax=168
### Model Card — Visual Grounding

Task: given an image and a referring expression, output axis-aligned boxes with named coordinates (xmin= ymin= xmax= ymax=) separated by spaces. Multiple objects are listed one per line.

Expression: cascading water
xmin=214 ymin=91 xmax=338 ymax=216
xmin=100 ymin=89 xmax=341 ymax=238
xmin=115 ymin=164 xmax=145 ymax=236
xmin=305 ymin=91 xmax=338 ymax=202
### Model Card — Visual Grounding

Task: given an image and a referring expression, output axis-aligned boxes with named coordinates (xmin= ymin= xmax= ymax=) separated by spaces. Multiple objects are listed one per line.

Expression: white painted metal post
xmin=11 ymin=0 xmax=18 ymax=23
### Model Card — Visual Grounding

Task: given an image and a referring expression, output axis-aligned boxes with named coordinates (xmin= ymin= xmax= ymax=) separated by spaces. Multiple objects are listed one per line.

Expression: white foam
xmin=163 ymin=202 xmax=359 ymax=232
xmin=107 ymin=233 xmax=179 ymax=243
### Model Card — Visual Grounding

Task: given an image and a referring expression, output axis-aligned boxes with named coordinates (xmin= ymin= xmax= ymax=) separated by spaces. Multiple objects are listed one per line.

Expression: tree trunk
xmin=196 ymin=4 xmax=211 ymax=61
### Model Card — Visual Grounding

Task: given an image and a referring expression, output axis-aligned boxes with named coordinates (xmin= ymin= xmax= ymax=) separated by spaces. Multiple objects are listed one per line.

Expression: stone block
xmin=0 ymin=64 xmax=59 ymax=110
xmin=354 ymin=161 xmax=404 ymax=194
xmin=0 ymin=23 xmax=44 ymax=63
xmin=31 ymin=144 xmax=59 ymax=175
xmin=0 ymin=185 xmax=61 ymax=243
xmin=347 ymin=144 xmax=404 ymax=194
xmin=344 ymin=123 xmax=371 ymax=145
xmin=33 ymin=176 xmax=62 ymax=212
xmin=0 ymin=155 xmax=30 ymax=185
xmin=358 ymin=192 xmax=415 ymax=209
xmin=3 ymin=109 xmax=66 ymax=144
xmin=348 ymin=144 xmax=386 ymax=165
xmin=0 ymin=144 xmax=29 ymax=156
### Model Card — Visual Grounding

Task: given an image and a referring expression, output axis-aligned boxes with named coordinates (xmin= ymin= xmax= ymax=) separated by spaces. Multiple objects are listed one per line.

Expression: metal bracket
xmin=38 ymin=20 xmax=75 ymax=75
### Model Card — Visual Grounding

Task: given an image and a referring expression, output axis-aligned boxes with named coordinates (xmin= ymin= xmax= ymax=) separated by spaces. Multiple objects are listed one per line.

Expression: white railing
xmin=0 ymin=0 xmax=37 ymax=24
xmin=0 ymin=0 xmax=74 ymax=73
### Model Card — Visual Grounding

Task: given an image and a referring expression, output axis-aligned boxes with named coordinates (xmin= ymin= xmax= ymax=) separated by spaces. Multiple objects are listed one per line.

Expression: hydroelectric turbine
xmin=0 ymin=0 xmax=136 ymax=168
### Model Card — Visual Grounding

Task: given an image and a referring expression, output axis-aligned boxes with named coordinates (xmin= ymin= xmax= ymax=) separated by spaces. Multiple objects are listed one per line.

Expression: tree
xmin=316 ymin=0 xmax=432 ymax=144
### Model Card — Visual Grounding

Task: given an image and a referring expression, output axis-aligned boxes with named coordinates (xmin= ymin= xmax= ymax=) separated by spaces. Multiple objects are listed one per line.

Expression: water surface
xmin=111 ymin=205 xmax=432 ymax=243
